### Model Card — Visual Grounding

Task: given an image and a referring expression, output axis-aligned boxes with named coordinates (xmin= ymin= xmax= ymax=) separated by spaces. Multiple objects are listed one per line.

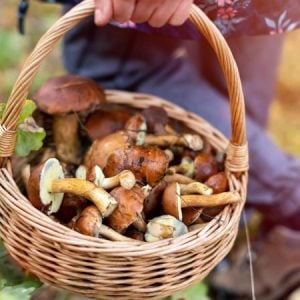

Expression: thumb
xmin=94 ymin=0 xmax=113 ymax=26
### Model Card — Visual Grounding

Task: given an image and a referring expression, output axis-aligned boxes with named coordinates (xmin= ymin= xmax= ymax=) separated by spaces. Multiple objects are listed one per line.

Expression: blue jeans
xmin=63 ymin=15 xmax=300 ymax=223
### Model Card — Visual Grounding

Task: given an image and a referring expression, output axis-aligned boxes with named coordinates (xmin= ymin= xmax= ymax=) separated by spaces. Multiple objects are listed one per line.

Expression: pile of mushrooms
xmin=22 ymin=75 xmax=241 ymax=243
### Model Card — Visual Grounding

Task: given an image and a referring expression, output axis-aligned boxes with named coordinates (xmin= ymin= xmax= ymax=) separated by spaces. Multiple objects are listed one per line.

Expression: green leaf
xmin=170 ymin=283 xmax=210 ymax=300
xmin=0 ymin=281 xmax=40 ymax=300
xmin=15 ymin=127 xmax=46 ymax=157
xmin=18 ymin=100 xmax=37 ymax=124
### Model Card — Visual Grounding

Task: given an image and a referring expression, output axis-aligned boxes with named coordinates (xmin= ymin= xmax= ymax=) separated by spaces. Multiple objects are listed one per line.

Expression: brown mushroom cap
xmin=161 ymin=182 xmax=182 ymax=220
xmin=141 ymin=106 xmax=168 ymax=134
xmin=106 ymin=185 xmax=145 ymax=233
xmin=33 ymin=74 xmax=106 ymax=115
xmin=84 ymin=131 xmax=130 ymax=170
xmin=84 ymin=109 xmax=132 ymax=141
xmin=194 ymin=153 xmax=218 ymax=182
xmin=204 ymin=172 xmax=228 ymax=194
xmin=75 ymin=205 xmax=103 ymax=237
xmin=104 ymin=145 xmax=169 ymax=187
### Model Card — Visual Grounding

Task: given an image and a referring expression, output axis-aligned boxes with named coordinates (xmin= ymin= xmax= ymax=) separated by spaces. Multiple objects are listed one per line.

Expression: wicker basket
xmin=0 ymin=1 xmax=248 ymax=299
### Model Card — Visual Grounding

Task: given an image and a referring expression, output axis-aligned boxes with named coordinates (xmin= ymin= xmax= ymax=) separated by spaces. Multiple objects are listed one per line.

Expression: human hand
xmin=94 ymin=0 xmax=193 ymax=28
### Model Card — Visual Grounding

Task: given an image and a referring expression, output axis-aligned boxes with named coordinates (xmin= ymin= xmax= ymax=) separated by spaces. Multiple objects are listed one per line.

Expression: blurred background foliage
xmin=0 ymin=0 xmax=300 ymax=299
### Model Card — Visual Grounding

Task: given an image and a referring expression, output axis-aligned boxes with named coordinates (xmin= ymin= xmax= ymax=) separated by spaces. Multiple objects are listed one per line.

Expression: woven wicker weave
xmin=0 ymin=1 xmax=248 ymax=299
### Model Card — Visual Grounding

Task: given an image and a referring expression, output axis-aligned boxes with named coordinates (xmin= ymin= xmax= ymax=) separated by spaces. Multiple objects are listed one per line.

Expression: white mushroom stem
xmin=53 ymin=114 xmax=81 ymax=164
xmin=144 ymin=134 xmax=203 ymax=151
xmin=179 ymin=182 xmax=213 ymax=196
xmin=50 ymin=178 xmax=117 ymax=217
xmin=99 ymin=224 xmax=135 ymax=242
xmin=102 ymin=170 xmax=136 ymax=190
xmin=163 ymin=174 xmax=195 ymax=184
xmin=181 ymin=191 xmax=241 ymax=208
xmin=77 ymin=165 xmax=136 ymax=190
xmin=21 ymin=164 xmax=31 ymax=190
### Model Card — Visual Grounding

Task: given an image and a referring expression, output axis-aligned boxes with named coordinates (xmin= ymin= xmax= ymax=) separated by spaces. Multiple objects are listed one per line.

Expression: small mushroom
xmin=143 ymin=133 xmax=203 ymax=151
xmin=162 ymin=182 xmax=240 ymax=220
xmin=104 ymin=145 xmax=169 ymax=187
xmin=201 ymin=172 xmax=229 ymax=220
xmin=76 ymin=205 xmax=133 ymax=241
xmin=144 ymin=180 xmax=167 ymax=217
xmin=27 ymin=158 xmax=117 ymax=217
xmin=33 ymin=75 xmax=106 ymax=164
xmin=88 ymin=166 xmax=136 ymax=190
xmin=204 ymin=172 xmax=228 ymax=194
xmin=106 ymin=185 xmax=145 ymax=233
xmin=84 ymin=109 xmax=132 ymax=141
xmin=54 ymin=193 xmax=87 ymax=224
xmin=124 ymin=113 xmax=147 ymax=145
xmin=126 ymin=227 xmax=145 ymax=241
xmin=182 ymin=207 xmax=203 ymax=226
xmin=144 ymin=215 xmax=188 ymax=242
xmin=141 ymin=106 xmax=169 ymax=134
xmin=193 ymin=153 xmax=219 ymax=182
xmin=168 ymin=156 xmax=194 ymax=177
xmin=83 ymin=131 xmax=130 ymax=170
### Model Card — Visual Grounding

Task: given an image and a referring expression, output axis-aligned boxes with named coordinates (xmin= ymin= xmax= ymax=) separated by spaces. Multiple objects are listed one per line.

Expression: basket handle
xmin=0 ymin=0 xmax=248 ymax=172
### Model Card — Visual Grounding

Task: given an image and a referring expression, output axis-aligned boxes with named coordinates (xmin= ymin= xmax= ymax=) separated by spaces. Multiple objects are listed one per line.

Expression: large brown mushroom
xmin=106 ymin=185 xmax=145 ymax=233
xmin=27 ymin=158 xmax=117 ymax=217
xmin=104 ymin=145 xmax=169 ymax=187
xmin=162 ymin=182 xmax=240 ymax=220
xmin=33 ymin=75 xmax=106 ymax=164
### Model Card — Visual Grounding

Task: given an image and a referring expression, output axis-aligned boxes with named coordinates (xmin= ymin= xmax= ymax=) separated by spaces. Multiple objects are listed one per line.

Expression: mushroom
xmin=54 ymin=193 xmax=87 ymax=224
xmin=104 ymin=145 xmax=169 ymax=187
xmin=106 ymin=185 xmax=145 ymax=233
xmin=124 ymin=113 xmax=147 ymax=145
xmin=76 ymin=165 xmax=136 ymax=190
xmin=126 ymin=227 xmax=145 ymax=241
xmin=84 ymin=109 xmax=132 ymax=141
xmin=144 ymin=180 xmax=167 ymax=217
xmin=141 ymin=106 xmax=168 ymax=134
xmin=142 ymin=133 xmax=203 ymax=151
xmin=83 ymin=131 xmax=130 ymax=170
xmin=193 ymin=153 xmax=219 ymax=182
xmin=204 ymin=171 xmax=229 ymax=194
xmin=182 ymin=207 xmax=204 ymax=226
xmin=168 ymin=156 xmax=194 ymax=177
xmin=144 ymin=215 xmax=188 ymax=242
xmin=162 ymin=182 xmax=240 ymax=220
xmin=200 ymin=172 xmax=229 ymax=221
xmin=163 ymin=173 xmax=195 ymax=184
xmin=27 ymin=158 xmax=117 ymax=217
xmin=76 ymin=205 xmax=133 ymax=241
xmin=33 ymin=75 xmax=106 ymax=164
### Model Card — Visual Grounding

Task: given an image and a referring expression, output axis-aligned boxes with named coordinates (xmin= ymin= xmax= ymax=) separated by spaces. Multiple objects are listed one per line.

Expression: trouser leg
xmin=190 ymin=34 xmax=285 ymax=128
xmin=62 ymin=21 xmax=300 ymax=222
